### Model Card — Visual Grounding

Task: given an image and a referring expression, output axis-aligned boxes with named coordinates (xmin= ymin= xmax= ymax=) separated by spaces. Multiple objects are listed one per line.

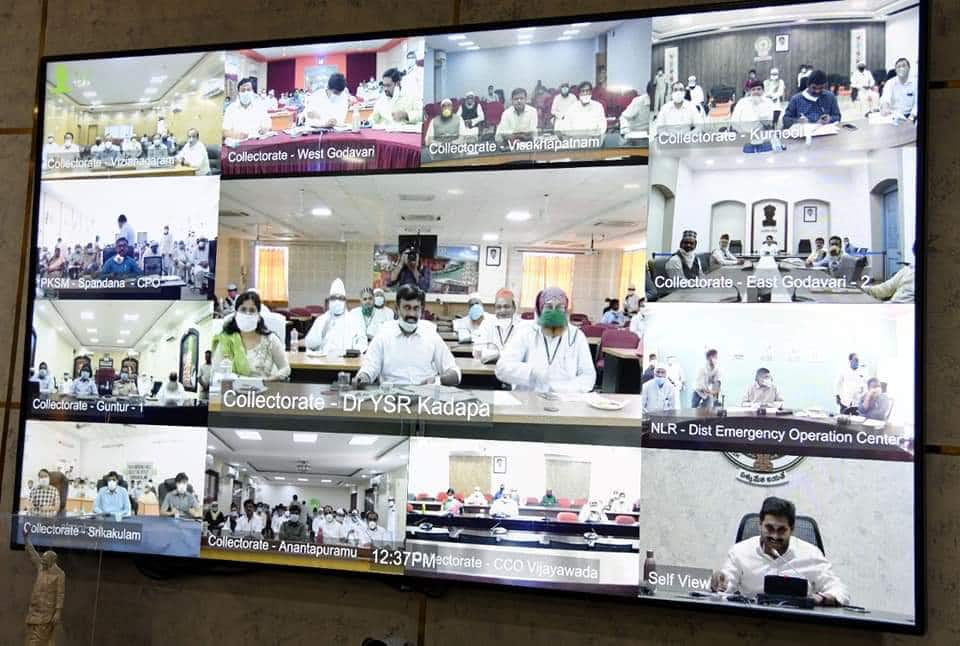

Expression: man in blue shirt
xmin=782 ymin=70 xmax=842 ymax=128
xmin=93 ymin=471 xmax=131 ymax=517
xmin=100 ymin=237 xmax=141 ymax=277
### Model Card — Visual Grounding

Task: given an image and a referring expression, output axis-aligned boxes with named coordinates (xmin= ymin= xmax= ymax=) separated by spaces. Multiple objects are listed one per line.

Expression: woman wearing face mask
xmin=212 ymin=290 xmax=290 ymax=381
xmin=70 ymin=366 xmax=98 ymax=397
xmin=158 ymin=371 xmax=185 ymax=406
xmin=496 ymin=287 xmax=596 ymax=393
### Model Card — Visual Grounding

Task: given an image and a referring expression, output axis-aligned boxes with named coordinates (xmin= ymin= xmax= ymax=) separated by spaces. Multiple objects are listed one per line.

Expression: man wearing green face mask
xmin=496 ymin=287 xmax=596 ymax=393
xmin=351 ymin=286 xmax=394 ymax=340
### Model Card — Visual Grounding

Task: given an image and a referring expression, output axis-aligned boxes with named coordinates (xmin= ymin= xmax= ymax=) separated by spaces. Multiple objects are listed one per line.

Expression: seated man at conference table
xmin=619 ymin=93 xmax=651 ymax=137
xmin=488 ymin=491 xmax=520 ymax=517
xmin=223 ymin=76 xmax=272 ymax=140
xmin=93 ymin=472 xmax=131 ymax=518
xmin=371 ymin=68 xmax=423 ymax=130
xmin=475 ymin=288 xmax=524 ymax=364
xmin=805 ymin=237 xmax=827 ymax=266
xmin=553 ymin=81 xmax=607 ymax=139
xmin=863 ymin=241 xmax=915 ymax=303
xmin=353 ymin=284 xmax=461 ymax=387
xmin=712 ymin=234 xmax=742 ymax=266
xmin=453 ymin=292 xmax=493 ymax=344
xmin=495 ymin=287 xmax=596 ymax=393
xmin=742 ymin=368 xmax=784 ymax=407
xmin=304 ymin=72 xmax=351 ymax=128
xmin=304 ymin=278 xmax=368 ymax=357
xmin=656 ymin=81 xmax=703 ymax=131
xmin=351 ymin=286 xmax=395 ymax=341
xmin=664 ymin=230 xmax=705 ymax=282
xmin=710 ymin=496 xmax=849 ymax=606
xmin=760 ymin=235 xmax=779 ymax=256
xmin=577 ymin=499 xmax=606 ymax=523
xmin=424 ymin=98 xmax=475 ymax=146
xmin=160 ymin=473 xmax=201 ymax=519
xmin=858 ymin=378 xmax=892 ymax=421
xmin=113 ymin=371 xmax=139 ymax=397
xmin=641 ymin=366 xmax=679 ymax=413
xmin=782 ymin=70 xmax=842 ymax=129
xmin=880 ymin=58 xmax=918 ymax=122
xmin=495 ymin=88 xmax=539 ymax=145
xmin=99 ymin=237 xmax=142 ymax=278
xmin=70 ymin=367 xmax=98 ymax=397
xmin=464 ymin=487 xmax=487 ymax=506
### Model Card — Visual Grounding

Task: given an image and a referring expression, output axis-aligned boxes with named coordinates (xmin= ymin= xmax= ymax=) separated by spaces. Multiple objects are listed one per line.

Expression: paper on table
xmin=862 ymin=419 xmax=887 ymax=429
xmin=725 ymin=406 xmax=756 ymax=414
xmin=304 ymin=351 xmax=327 ymax=358
xmin=493 ymin=391 xmax=522 ymax=407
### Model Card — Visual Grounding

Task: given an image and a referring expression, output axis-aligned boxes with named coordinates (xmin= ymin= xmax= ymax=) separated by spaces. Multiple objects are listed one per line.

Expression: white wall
xmin=138 ymin=310 xmax=214 ymax=382
xmin=637 ymin=449 xmax=915 ymax=616
xmin=255 ymin=483 xmax=352 ymax=512
xmin=408 ymin=438 xmax=641 ymax=504
xmin=643 ymin=303 xmax=914 ymax=425
xmin=885 ymin=7 xmax=920 ymax=77
xmin=438 ymin=39 xmax=597 ymax=101
xmin=606 ymin=19 xmax=652 ymax=93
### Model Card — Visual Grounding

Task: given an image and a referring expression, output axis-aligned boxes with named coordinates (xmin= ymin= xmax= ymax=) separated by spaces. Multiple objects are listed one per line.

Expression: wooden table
xmin=286 ymin=352 xmax=500 ymax=388
xmin=601 ymin=347 xmax=643 ymax=394
xmin=41 ymin=165 xmax=199 ymax=180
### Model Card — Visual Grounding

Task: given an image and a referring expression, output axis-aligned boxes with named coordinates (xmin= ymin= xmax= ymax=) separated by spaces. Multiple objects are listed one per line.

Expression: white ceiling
xmin=208 ymin=430 xmax=408 ymax=486
xmin=250 ymin=40 xmax=396 ymax=60
xmin=425 ymin=20 xmax=625 ymax=52
xmin=34 ymin=300 xmax=210 ymax=351
xmin=28 ymin=420 xmax=162 ymax=441
xmin=652 ymin=0 xmax=912 ymax=41
xmin=665 ymin=146 xmax=874 ymax=171
xmin=45 ymin=52 xmax=214 ymax=107
xmin=219 ymin=166 xmax=648 ymax=250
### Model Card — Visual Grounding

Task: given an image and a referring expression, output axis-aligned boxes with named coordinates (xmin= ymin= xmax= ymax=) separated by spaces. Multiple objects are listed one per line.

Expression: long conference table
xmin=286 ymin=352 xmax=502 ymax=389
xmin=41 ymin=165 xmax=200 ymax=180
xmin=221 ymin=129 xmax=421 ymax=175
xmin=658 ymin=263 xmax=879 ymax=304
xmin=420 ymin=135 xmax=649 ymax=168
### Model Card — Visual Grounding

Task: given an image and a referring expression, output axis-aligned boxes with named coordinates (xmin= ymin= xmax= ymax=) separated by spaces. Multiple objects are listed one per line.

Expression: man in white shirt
xmin=711 ymin=496 xmax=849 ymax=606
xmin=496 ymin=88 xmax=539 ymax=144
xmin=665 ymin=230 xmax=705 ymax=282
xmin=686 ymin=75 xmax=705 ymax=111
xmin=116 ymin=214 xmax=136 ymax=247
xmin=475 ymin=288 xmax=524 ymax=364
xmin=489 ymin=493 xmax=519 ymax=517
xmin=424 ymin=98 xmax=473 ymax=146
xmin=835 ymin=352 xmax=868 ymax=413
xmin=305 ymin=73 xmax=351 ymax=128
xmin=657 ymin=82 xmax=703 ymax=130
xmin=850 ymin=62 xmax=876 ymax=104
xmin=550 ymin=83 xmax=578 ymax=121
xmin=234 ymin=499 xmax=264 ymax=536
xmin=175 ymin=128 xmax=211 ymax=175
xmin=360 ymin=511 xmax=393 ymax=548
xmin=304 ymin=278 xmax=368 ymax=357
xmin=453 ymin=292 xmax=493 ymax=344
xmin=880 ymin=58 xmax=918 ymax=121
xmin=731 ymin=80 xmax=775 ymax=132
xmin=641 ymin=366 xmax=678 ymax=413
xmin=464 ymin=487 xmax=487 ymax=506
xmin=760 ymin=235 xmax=779 ymax=256
xmin=554 ymin=81 xmax=607 ymax=138
xmin=265 ymin=89 xmax=279 ymax=111
xmin=692 ymin=349 xmax=722 ymax=408
xmin=350 ymin=286 xmax=395 ymax=341
xmin=371 ymin=68 xmax=423 ymax=128
xmin=763 ymin=68 xmax=786 ymax=104
xmin=353 ymin=284 xmax=460 ymax=387
xmin=712 ymin=234 xmax=742 ymax=266
xmin=619 ymin=93 xmax=651 ymax=136
xmin=742 ymin=367 xmax=784 ymax=407
xmin=223 ymin=77 xmax=272 ymax=139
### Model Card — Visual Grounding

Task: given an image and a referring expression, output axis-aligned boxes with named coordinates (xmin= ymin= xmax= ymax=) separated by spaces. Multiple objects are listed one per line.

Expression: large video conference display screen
xmin=16 ymin=0 xmax=923 ymax=632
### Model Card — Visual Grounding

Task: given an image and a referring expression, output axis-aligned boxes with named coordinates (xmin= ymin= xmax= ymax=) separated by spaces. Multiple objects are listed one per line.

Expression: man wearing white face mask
xmin=29 ymin=469 xmax=61 ymax=516
xmin=686 ymin=76 xmax=705 ymax=111
xmin=351 ymin=286 xmax=394 ymax=340
xmin=880 ymin=57 xmax=918 ymax=121
xmin=161 ymin=472 xmax=201 ymax=518
xmin=175 ymin=127 xmax=210 ymax=175
xmin=554 ymin=81 xmax=607 ymax=138
xmin=33 ymin=362 xmax=55 ymax=394
xmin=315 ymin=505 xmax=344 ymax=544
xmin=122 ymin=135 xmax=142 ymax=159
xmin=578 ymin=499 xmax=605 ymax=523
xmin=41 ymin=135 xmax=60 ymax=167
xmin=551 ymin=83 xmax=578 ymax=120
xmin=354 ymin=284 xmax=460 ymax=387
xmin=656 ymin=82 xmax=703 ymax=130
xmin=360 ymin=511 xmax=393 ymax=548
xmin=223 ymin=77 xmax=272 ymax=140
xmin=743 ymin=368 xmax=784 ymax=407
xmin=305 ymin=278 xmax=368 ymax=356
xmin=475 ymin=288 xmax=525 ymax=364
xmin=731 ymin=80 xmax=775 ymax=131
xmin=70 ymin=366 xmax=98 ymax=397
xmin=641 ymin=365 xmax=679 ymax=413
xmin=764 ymin=68 xmax=785 ymax=104
xmin=453 ymin=292 xmax=493 ymax=344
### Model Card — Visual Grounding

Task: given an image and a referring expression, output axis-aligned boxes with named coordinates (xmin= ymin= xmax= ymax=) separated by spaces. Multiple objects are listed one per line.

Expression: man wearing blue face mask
xmin=453 ymin=292 xmax=492 ymax=344
xmin=70 ymin=366 xmax=98 ymax=397
xmin=223 ymin=77 xmax=271 ymax=140
xmin=279 ymin=504 xmax=309 ymax=542
xmin=641 ymin=365 xmax=679 ymax=413
xmin=305 ymin=278 xmax=368 ymax=357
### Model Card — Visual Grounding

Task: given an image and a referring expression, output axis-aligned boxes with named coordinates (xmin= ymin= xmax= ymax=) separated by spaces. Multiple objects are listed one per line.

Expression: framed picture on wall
xmin=803 ymin=205 xmax=818 ymax=223
xmin=486 ymin=246 xmax=502 ymax=267
xmin=493 ymin=456 xmax=507 ymax=474
xmin=776 ymin=34 xmax=789 ymax=52
xmin=179 ymin=328 xmax=199 ymax=392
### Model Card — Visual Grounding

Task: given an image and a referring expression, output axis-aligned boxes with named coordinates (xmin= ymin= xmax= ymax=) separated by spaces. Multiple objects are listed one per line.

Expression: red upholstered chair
xmin=520 ymin=311 xmax=535 ymax=320
xmin=421 ymin=309 xmax=436 ymax=321
xmin=573 ymin=497 xmax=588 ymax=508
xmin=455 ymin=493 xmax=465 ymax=502
xmin=526 ymin=497 xmax=540 ymax=505
xmin=615 ymin=515 xmax=636 ymax=525
xmin=304 ymin=305 xmax=324 ymax=316
xmin=483 ymin=101 xmax=504 ymax=127
xmin=423 ymin=102 xmax=441 ymax=120
xmin=436 ymin=491 xmax=448 ymax=502
xmin=406 ymin=503 xmax=414 ymax=513
xmin=273 ymin=309 xmax=290 ymax=318
xmin=596 ymin=328 xmax=640 ymax=371
xmin=580 ymin=324 xmax=607 ymax=339
xmin=557 ymin=512 xmax=578 ymax=522
xmin=483 ymin=493 xmax=493 ymax=503
xmin=557 ymin=497 xmax=571 ymax=508
xmin=288 ymin=307 xmax=312 ymax=318
xmin=569 ymin=313 xmax=591 ymax=326
xmin=415 ymin=492 xmax=430 ymax=501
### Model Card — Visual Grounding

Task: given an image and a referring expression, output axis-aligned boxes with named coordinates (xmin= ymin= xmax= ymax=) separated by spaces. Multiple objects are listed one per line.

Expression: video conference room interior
xmin=17 ymin=421 xmax=207 ymax=557
xmin=41 ymin=51 xmax=224 ymax=177
xmin=210 ymin=165 xmax=651 ymax=397
xmin=28 ymin=300 xmax=213 ymax=410
xmin=35 ymin=177 xmax=219 ymax=300
xmin=640 ymin=303 xmax=913 ymax=430
xmin=637 ymin=448 xmax=914 ymax=621
xmin=406 ymin=438 xmax=641 ymax=558
xmin=203 ymin=430 xmax=406 ymax=552
xmin=419 ymin=18 xmax=652 ymax=163
xmin=645 ymin=2 xmax=919 ymax=134
xmin=645 ymin=143 xmax=916 ymax=304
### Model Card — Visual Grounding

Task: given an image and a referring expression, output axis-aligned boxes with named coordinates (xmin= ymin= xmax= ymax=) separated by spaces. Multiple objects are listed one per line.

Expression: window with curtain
xmin=255 ymin=245 xmax=288 ymax=303
xmin=519 ymin=253 xmax=576 ymax=309
xmin=617 ymin=249 xmax=646 ymax=303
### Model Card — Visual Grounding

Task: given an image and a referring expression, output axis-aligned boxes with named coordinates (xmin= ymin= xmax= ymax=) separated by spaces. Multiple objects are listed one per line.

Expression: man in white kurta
xmin=641 ymin=366 xmax=678 ymax=413
xmin=349 ymin=286 xmax=395 ymax=341
xmin=475 ymin=288 xmax=526 ymax=364
xmin=304 ymin=278 xmax=367 ymax=356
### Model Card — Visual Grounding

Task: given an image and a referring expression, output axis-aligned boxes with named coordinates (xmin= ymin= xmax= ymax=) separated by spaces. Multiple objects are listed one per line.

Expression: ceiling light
xmin=297 ymin=478 xmax=309 ymax=482
xmin=143 ymin=87 xmax=158 ymax=95
xmin=85 ymin=328 xmax=97 ymax=333
xmin=558 ymin=37 xmax=571 ymax=41
xmin=149 ymin=75 xmax=167 ymax=84
xmin=563 ymin=29 xmax=580 ymax=36
xmin=572 ymin=22 xmax=591 ymax=27
xmin=275 ymin=476 xmax=285 ymax=481
xmin=293 ymin=433 xmax=318 ymax=443
xmin=80 ymin=311 xmax=94 ymax=320
xmin=348 ymin=435 xmax=379 ymax=446
xmin=796 ymin=18 xmax=808 ymax=23
xmin=83 ymin=91 xmax=97 ymax=98
xmin=115 ymin=339 xmax=125 ymax=344
xmin=235 ymin=430 xmax=262 ymax=440
xmin=623 ymin=183 xmax=641 ymax=189
xmin=705 ymin=159 xmax=715 ymax=166
xmin=311 ymin=207 xmax=332 ymax=216
xmin=448 ymin=34 xmax=467 ymax=41
xmin=123 ymin=313 xmax=139 ymax=321
xmin=446 ymin=188 xmax=463 ymax=195
xmin=517 ymin=41 xmax=531 ymax=45
xmin=798 ymin=156 xmax=807 ymax=164
xmin=190 ymin=79 xmax=197 ymax=85
xmin=506 ymin=210 xmax=531 ymax=222
xmin=517 ymin=27 xmax=536 ymax=32
xmin=735 ymin=158 xmax=745 ymax=165
xmin=458 ymin=41 xmax=475 ymax=47
xmin=765 ymin=157 xmax=775 ymax=164
xmin=207 ymin=445 xmax=216 ymax=450
xmin=89 ymin=338 xmax=99 ymax=343
xmin=466 ymin=46 xmax=480 ymax=51
xmin=56 ymin=326 xmax=64 ymax=332
xmin=719 ymin=26 xmax=730 ymax=31
xmin=321 ymin=479 xmax=332 ymax=484
xmin=482 ymin=233 xmax=499 ymax=242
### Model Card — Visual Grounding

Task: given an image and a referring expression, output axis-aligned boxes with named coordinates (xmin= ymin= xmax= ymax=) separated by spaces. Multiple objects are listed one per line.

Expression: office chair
xmin=798 ymin=239 xmax=812 ymax=255
xmin=736 ymin=512 xmax=825 ymax=555
xmin=729 ymin=240 xmax=744 ymax=255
